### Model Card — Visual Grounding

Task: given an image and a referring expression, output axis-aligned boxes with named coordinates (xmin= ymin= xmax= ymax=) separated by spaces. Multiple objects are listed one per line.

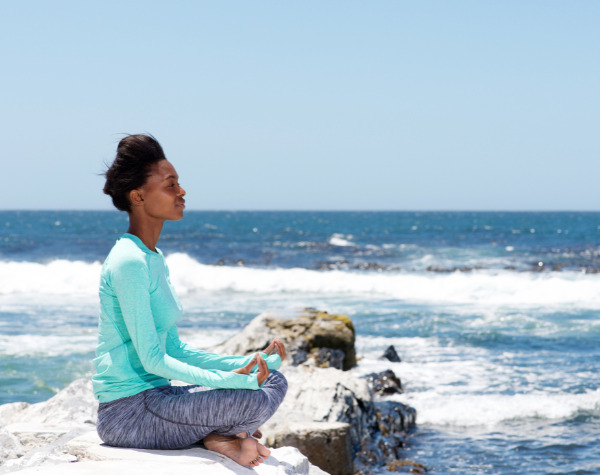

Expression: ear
xmin=129 ymin=189 xmax=144 ymax=207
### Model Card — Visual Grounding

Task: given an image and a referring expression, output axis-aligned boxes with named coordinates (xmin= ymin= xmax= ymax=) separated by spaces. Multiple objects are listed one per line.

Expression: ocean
xmin=0 ymin=210 xmax=598 ymax=474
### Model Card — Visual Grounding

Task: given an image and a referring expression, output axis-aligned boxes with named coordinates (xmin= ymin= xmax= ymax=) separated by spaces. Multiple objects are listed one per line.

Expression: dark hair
xmin=103 ymin=134 xmax=166 ymax=212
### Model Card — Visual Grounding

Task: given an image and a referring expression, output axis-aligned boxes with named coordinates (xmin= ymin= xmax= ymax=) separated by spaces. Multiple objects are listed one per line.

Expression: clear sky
xmin=1 ymin=1 xmax=599 ymax=211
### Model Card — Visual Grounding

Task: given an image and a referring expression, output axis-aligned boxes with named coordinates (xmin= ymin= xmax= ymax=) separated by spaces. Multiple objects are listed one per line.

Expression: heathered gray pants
xmin=96 ymin=371 xmax=287 ymax=450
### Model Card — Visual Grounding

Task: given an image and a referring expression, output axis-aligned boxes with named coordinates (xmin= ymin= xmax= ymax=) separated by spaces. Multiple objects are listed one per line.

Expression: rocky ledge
xmin=0 ymin=309 xmax=418 ymax=475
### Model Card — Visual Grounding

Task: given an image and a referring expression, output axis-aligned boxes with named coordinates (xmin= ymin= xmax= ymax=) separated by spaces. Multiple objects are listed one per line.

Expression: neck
xmin=127 ymin=214 xmax=164 ymax=252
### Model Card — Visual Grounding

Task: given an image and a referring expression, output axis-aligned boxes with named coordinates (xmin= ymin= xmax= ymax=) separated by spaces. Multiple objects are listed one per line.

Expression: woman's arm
xmin=165 ymin=327 xmax=282 ymax=371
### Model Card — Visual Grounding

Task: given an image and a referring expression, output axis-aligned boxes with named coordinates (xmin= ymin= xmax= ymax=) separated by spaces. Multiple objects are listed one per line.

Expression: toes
xmin=257 ymin=443 xmax=270 ymax=459
xmin=248 ymin=456 xmax=264 ymax=467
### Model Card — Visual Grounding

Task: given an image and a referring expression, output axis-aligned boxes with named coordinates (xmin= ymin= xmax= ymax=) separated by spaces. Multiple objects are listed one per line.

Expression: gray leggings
xmin=96 ymin=371 xmax=287 ymax=450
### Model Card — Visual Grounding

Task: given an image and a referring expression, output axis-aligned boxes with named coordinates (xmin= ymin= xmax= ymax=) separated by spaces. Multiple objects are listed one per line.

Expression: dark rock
xmin=353 ymin=262 xmax=400 ymax=271
xmin=316 ymin=260 xmax=350 ymax=270
xmin=531 ymin=261 xmax=546 ymax=272
xmin=355 ymin=400 xmax=417 ymax=469
xmin=375 ymin=400 xmax=416 ymax=434
xmin=292 ymin=350 xmax=308 ymax=366
xmin=365 ymin=370 xmax=403 ymax=395
xmin=316 ymin=261 xmax=402 ymax=272
xmin=305 ymin=312 xmax=356 ymax=371
xmin=386 ymin=459 xmax=428 ymax=474
xmin=382 ymin=345 xmax=401 ymax=363
xmin=313 ymin=347 xmax=345 ymax=370
xmin=426 ymin=265 xmax=486 ymax=273
xmin=214 ymin=258 xmax=246 ymax=267
xmin=288 ymin=339 xmax=310 ymax=366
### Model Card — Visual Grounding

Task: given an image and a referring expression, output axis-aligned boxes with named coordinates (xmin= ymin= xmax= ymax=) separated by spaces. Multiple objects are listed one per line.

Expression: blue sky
xmin=1 ymin=1 xmax=599 ymax=210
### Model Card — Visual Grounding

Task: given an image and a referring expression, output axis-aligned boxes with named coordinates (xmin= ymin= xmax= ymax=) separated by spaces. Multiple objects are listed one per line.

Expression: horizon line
xmin=1 ymin=208 xmax=599 ymax=213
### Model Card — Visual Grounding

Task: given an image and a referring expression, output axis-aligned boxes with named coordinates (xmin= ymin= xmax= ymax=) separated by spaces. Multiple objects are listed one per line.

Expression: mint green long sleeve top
xmin=92 ymin=234 xmax=280 ymax=403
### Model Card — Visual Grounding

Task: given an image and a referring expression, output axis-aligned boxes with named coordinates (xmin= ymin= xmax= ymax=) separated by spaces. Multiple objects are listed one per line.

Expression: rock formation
xmin=381 ymin=345 xmax=401 ymax=363
xmin=213 ymin=308 xmax=356 ymax=371
xmin=364 ymin=369 xmax=403 ymax=396
xmin=215 ymin=309 xmax=417 ymax=475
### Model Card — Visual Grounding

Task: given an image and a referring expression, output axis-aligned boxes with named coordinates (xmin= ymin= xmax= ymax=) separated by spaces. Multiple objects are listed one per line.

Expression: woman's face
xmin=136 ymin=159 xmax=186 ymax=221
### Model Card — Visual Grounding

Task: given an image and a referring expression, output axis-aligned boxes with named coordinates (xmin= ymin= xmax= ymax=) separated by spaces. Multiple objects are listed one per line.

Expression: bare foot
xmin=204 ymin=433 xmax=271 ymax=468
xmin=236 ymin=430 xmax=263 ymax=439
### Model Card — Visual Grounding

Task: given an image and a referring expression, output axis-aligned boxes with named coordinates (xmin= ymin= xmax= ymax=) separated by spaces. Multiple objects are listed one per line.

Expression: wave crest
xmin=1 ymin=254 xmax=599 ymax=308
xmin=166 ymin=253 xmax=600 ymax=308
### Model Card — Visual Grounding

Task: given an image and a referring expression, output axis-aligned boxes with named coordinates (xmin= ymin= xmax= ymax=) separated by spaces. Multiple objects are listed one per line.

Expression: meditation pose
xmin=92 ymin=134 xmax=287 ymax=468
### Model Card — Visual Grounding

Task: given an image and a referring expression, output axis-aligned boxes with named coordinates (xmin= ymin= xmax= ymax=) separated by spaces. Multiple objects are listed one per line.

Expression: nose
xmin=178 ymin=185 xmax=186 ymax=196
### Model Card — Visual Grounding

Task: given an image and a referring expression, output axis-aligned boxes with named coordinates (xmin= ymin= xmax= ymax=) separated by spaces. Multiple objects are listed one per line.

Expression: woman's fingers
xmin=274 ymin=339 xmax=287 ymax=361
xmin=257 ymin=353 xmax=268 ymax=373
xmin=247 ymin=353 xmax=260 ymax=372
xmin=264 ymin=338 xmax=287 ymax=361
xmin=256 ymin=354 xmax=270 ymax=386
xmin=263 ymin=340 xmax=276 ymax=355
xmin=233 ymin=354 xmax=258 ymax=375
xmin=245 ymin=354 xmax=258 ymax=372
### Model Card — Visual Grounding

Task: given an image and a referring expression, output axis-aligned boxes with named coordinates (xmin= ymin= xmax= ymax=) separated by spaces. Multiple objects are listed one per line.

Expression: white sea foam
xmin=176 ymin=329 xmax=235 ymax=349
xmin=0 ymin=329 xmax=232 ymax=358
xmin=166 ymin=253 xmax=600 ymax=309
xmin=0 ymin=260 xmax=101 ymax=296
xmin=0 ymin=333 xmax=97 ymax=357
xmin=328 ymin=233 xmax=354 ymax=247
xmin=2 ymin=255 xmax=600 ymax=310
xmin=402 ymin=389 xmax=600 ymax=427
xmin=354 ymin=336 xmax=600 ymax=427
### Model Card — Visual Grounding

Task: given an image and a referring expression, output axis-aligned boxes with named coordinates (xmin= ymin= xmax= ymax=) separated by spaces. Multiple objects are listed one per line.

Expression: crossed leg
xmin=97 ymin=371 xmax=287 ymax=468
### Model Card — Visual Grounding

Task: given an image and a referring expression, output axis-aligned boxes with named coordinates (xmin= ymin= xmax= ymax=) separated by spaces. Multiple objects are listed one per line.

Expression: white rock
xmin=0 ymin=402 xmax=29 ymax=426
xmin=2 ymin=379 xmax=97 ymax=456
xmin=8 ymin=455 xmax=328 ymax=475
xmin=2 ymin=448 xmax=77 ymax=471
xmin=0 ymin=425 xmax=25 ymax=461
xmin=57 ymin=430 xmax=326 ymax=475
xmin=0 ymin=375 xmax=331 ymax=474
xmin=212 ymin=311 xmax=276 ymax=355
xmin=10 ymin=379 xmax=97 ymax=427
xmin=263 ymin=365 xmax=373 ymax=447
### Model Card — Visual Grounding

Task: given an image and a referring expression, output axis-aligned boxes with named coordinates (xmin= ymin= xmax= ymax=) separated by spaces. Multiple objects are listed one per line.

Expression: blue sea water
xmin=1 ymin=210 xmax=599 ymax=474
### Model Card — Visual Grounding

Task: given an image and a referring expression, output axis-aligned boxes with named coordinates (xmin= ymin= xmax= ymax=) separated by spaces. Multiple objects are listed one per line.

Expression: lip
xmin=176 ymin=201 xmax=186 ymax=209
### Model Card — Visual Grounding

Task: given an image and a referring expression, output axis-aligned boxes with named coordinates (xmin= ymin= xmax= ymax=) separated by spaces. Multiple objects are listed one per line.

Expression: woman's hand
xmin=263 ymin=339 xmax=287 ymax=362
xmin=233 ymin=353 xmax=270 ymax=386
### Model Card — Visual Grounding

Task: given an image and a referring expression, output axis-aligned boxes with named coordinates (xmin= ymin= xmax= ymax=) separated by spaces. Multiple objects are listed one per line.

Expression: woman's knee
xmin=264 ymin=371 xmax=288 ymax=400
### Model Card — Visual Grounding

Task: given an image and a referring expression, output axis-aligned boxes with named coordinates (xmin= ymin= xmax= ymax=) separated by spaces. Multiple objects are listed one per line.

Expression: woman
xmin=93 ymin=134 xmax=287 ymax=468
